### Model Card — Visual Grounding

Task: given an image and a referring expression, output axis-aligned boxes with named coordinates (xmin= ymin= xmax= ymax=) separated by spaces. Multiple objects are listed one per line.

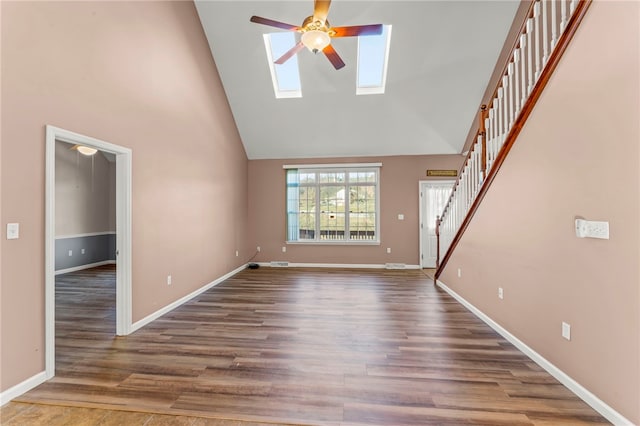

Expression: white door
xmin=420 ymin=181 xmax=455 ymax=268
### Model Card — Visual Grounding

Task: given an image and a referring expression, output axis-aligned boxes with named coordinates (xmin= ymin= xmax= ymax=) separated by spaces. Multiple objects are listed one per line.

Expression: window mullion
xmin=345 ymin=177 xmax=350 ymax=242
xmin=315 ymin=177 xmax=321 ymax=241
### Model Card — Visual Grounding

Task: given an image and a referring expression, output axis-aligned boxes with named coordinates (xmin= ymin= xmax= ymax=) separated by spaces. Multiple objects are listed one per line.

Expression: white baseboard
xmin=256 ymin=262 xmax=421 ymax=270
xmin=130 ymin=263 xmax=248 ymax=333
xmin=0 ymin=371 xmax=47 ymax=406
xmin=436 ymin=279 xmax=633 ymax=426
xmin=55 ymin=260 xmax=116 ymax=276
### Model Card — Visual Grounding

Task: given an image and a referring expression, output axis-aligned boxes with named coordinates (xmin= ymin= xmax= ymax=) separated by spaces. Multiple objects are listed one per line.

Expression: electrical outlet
xmin=235 ymin=250 xmax=239 ymax=257
xmin=282 ymin=246 xmax=287 ymax=253
xmin=167 ymin=275 xmax=172 ymax=286
xmin=386 ymin=247 xmax=391 ymax=254
xmin=81 ymin=248 xmax=85 ymax=255
xmin=562 ymin=322 xmax=571 ymax=340
xmin=257 ymin=246 xmax=261 ymax=252
xmin=457 ymin=268 xmax=462 ymax=278
xmin=498 ymin=287 xmax=504 ymax=299
xmin=68 ymin=250 xmax=73 ymax=257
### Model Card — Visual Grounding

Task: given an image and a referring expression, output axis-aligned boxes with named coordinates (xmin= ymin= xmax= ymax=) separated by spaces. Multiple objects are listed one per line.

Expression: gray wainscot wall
xmin=55 ymin=233 xmax=116 ymax=273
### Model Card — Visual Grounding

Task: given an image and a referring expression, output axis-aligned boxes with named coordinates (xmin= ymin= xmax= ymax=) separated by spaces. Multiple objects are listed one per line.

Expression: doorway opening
xmin=45 ymin=125 xmax=132 ymax=379
xmin=419 ymin=180 xmax=455 ymax=268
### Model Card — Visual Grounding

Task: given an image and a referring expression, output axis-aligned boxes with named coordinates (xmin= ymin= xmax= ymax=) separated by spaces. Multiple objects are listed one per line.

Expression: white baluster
xmin=542 ymin=0 xmax=549 ymax=66
xmin=551 ymin=0 xmax=558 ymax=49
xmin=477 ymin=138 xmax=482 ymax=184
xmin=502 ymin=75 xmax=509 ymax=137
xmin=468 ymin=165 xmax=473 ymax=208
xmin=570 ymin=0 xmax=578 ymax=14
xmin=472 ymin=153 xmax=476 ymax=196
xmin=476 ymin=140 xmax=482 ymax=187
xmin=560 ymin=0 xmax=568 ymax=33
xmin=462 ymin=169 xmax=468 ymax=212
xmin=520 ymin=34 xmax=527 ymax=109
xmin=474 ymin=144 xmax=479 ymax=189
xmin=469 ymin=160 xmax=473 ymax=203
xmin=491 ymin=102 xmax=498 ymax=161
xmin=534 ymin=2 xmax=542 ymax=80
xmin=508 ymin=62 xmax=515 ymax=129
xmin=484 ymin=116 xmax=491 ymax=171
xmin=497 ymin=88 xmax=504 ymax=149
xmin=527 ymin=18 xmax=534 ymax=95
xmin=490 ymin=107 xmax=497 ymax=165
xmin=514 ymin=50 xmax=521 ymax=119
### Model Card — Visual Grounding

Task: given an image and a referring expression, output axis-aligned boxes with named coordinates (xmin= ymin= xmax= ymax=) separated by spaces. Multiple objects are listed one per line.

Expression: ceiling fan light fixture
xmin=76 ymin=145 xmax=98 ymax=156
xmin=301 ymin=30 xmax=331 ymax=53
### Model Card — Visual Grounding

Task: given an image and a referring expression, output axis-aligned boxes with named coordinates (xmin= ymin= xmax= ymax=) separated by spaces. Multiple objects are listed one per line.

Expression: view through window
xmin=286 ymin=167 xmax=380 ymax=243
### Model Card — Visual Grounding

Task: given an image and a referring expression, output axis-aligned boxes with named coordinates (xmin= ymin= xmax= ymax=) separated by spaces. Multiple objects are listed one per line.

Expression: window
xmin=286 ymin=165 xmax=380 ymax=243
xmin=356 ymin=25 xmax=392 ymax=95
xmin=263 ymin=32 xmax=302 ymax=99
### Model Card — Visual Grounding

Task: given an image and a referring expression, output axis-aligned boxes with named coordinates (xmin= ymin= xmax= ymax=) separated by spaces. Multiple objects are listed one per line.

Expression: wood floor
xmin=8 ymin=265 xmax=608 ymax=425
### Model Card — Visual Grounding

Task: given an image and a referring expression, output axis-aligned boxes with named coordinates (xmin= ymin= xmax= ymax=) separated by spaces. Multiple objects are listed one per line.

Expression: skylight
xmin=262 ymin=26 xmax=391 ymax=98
xmin=263 ymin=32 xmax=302 ymax=99
xmin=356 ymin=25 xmax=392 ymax=95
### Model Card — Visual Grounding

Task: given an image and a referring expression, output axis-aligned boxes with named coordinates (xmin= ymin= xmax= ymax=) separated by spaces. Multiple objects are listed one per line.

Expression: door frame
xmin=45 ymin=125 xmax=133 ymax=379
xmin=419 ymin=180 xmax=455 ymax=268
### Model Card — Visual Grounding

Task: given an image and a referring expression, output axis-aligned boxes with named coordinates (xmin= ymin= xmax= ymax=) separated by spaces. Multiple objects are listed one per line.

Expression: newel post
xmin=480 ymin=105 xmax=488 ymax=178
xmin=435 ymin=215 xmax=441 ymax=273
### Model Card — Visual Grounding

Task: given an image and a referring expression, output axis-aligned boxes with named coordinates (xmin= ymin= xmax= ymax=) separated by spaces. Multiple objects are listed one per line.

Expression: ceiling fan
xmin=250 ymin=0 xmax=383 ymax=70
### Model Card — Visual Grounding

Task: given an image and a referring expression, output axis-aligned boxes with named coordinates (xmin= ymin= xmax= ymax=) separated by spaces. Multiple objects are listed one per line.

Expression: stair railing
xmin=435 ymin=0 xmax=592 ymax=279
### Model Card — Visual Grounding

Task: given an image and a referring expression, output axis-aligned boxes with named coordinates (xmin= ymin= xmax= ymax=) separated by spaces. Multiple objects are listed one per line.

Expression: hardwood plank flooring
xmin=9 ymin=265 xmax=609 ymax=425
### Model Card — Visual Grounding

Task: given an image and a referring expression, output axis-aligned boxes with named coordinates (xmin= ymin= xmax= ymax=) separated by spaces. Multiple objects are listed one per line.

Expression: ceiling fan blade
xmin=275 ymin=41 xmax=305 ymax=65
xmin=331 ymin=24 xmax=383 ymax=37
xmin=250 ymin=16 xmax=299 ymax=31
xmin=322 ymin=44 xmax=345 ymax=70
xmin=313 ymin=0 xmax=332 ymax=24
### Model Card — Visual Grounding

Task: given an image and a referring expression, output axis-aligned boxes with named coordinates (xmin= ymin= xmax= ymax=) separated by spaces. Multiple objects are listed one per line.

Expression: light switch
xmin=7 ymin=223 xmax=19 ymax=240
xmin=575 ymin=219 xmax=609 ymax=239
xmin=562 ymin=322 xmax=571 ymax=341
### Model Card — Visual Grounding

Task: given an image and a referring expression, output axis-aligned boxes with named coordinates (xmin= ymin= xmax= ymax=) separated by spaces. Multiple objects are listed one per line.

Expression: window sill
xmin=286 ymin=241 xmax=380 ymax=246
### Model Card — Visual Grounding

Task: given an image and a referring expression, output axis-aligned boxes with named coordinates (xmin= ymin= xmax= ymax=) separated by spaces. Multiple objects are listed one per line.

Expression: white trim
xmin=435 ymin=279 xmax=633 ymax=426
xmin=55 ymin=260 xmax=116 ymax=276
xmin=115 ymin=148 xmax=132 ymax=336
xmin=283 ymin=162 xmax=382 ymax=170
xmin=55 ymin=231 xmax=116 ymax=240
xmin=287 ymin=241 xmax=380 ymax=246
xmin=45 ymin=125 xmax=133 ymax=382
xmin=130 ymin=264 xmax=248 ymax=333
xmin=256 ymin=262 xmax=421 ymax=270
xmin=0 ymin=371 xmax=47 ymax=406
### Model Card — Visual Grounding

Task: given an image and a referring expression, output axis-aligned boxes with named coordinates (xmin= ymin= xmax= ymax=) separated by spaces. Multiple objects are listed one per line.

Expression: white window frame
xmin=284 ymin=163 xmax=381 ymax=245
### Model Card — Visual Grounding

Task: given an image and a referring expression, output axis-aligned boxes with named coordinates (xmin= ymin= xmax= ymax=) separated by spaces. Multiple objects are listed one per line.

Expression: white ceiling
xmin=195 ymin=1 xmax=520 ymax=160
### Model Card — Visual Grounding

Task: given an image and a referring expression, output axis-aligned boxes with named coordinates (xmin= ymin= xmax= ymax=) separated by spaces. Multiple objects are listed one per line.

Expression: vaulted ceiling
xmin=195 ymin=1 xmax=520 ymax=160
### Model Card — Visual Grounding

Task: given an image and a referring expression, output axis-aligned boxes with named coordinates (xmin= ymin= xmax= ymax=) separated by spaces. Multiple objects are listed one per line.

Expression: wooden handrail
xmin=435 ymin=0 xmax=592 ymax=281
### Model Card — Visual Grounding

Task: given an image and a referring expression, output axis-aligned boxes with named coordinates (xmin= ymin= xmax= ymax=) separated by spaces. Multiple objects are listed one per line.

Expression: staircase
xmin=435 ymin=0 xmax=592 ymax=279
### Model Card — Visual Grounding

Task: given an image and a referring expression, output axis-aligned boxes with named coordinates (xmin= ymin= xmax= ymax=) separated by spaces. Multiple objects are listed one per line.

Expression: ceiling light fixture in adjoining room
xmin=74 ymin=145 xmax=98 ymax=156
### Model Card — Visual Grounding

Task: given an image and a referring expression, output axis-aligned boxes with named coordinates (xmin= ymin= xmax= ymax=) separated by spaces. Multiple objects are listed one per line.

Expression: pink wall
xmin=1 ymin=2 xmax=248 ymax=391
xmin=439 ymin=2 xmax=639 ymax=423
xmin=248 ymin=155 xmax=463 ymax=266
